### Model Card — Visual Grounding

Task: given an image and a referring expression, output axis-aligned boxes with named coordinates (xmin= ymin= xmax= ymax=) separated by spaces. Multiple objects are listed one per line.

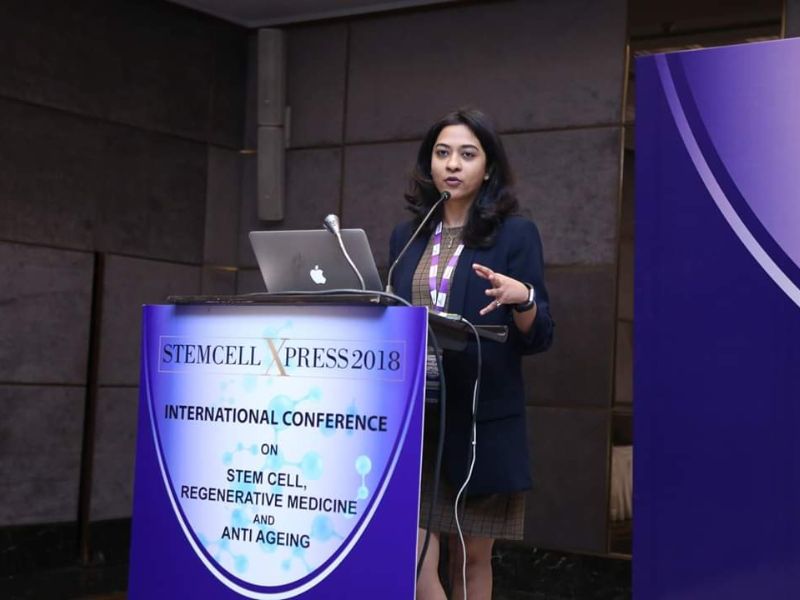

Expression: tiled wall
xmin=239 ymin=0 xmax=628 ymax=553
xmin=0 ymin=0 xmax=247 ymax=526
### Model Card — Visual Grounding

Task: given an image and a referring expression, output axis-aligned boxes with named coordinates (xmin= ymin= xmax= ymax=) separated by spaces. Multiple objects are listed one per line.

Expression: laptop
xmin=248 ymin=229 xmax=383 ymax=292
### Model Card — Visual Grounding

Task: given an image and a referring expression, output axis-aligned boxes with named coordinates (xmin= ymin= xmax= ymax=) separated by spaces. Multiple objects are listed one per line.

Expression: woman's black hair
xmin=404 ymin=107 xmax=519 ymax=247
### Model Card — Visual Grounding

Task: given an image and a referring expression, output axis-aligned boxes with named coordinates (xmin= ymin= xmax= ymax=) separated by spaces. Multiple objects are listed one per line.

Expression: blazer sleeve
xmin=506 ymin=219 xmax=555 ymax=355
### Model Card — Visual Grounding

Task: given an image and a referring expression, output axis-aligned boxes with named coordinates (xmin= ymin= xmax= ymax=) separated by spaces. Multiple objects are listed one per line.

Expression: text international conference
xmin=163 ymin=404 xmax=389 ymax=432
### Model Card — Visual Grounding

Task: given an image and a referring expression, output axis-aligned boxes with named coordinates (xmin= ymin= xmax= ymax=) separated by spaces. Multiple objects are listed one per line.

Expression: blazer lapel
xmin=449 ymin=246 xmax=476 ymax=318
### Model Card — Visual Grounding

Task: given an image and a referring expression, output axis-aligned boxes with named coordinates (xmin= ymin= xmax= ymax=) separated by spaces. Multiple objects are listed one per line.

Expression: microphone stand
xmin=323 ymin=214 xmax=366 ymax=291
xmin=385 ymin=191 xmax=450 ymax=294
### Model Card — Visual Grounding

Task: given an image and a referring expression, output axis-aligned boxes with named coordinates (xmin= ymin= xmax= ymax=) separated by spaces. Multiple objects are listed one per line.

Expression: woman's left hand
xmin=473 ymin=263 xmax=530 ymax=315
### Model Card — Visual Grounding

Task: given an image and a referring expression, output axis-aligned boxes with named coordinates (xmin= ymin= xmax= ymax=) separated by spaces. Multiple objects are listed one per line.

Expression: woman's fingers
xmin=474 ymin=264 xmax=503 ymax=290
xmin=475 ymin=263 xmax=510 ymax=309
xmin=479 ymin=299 xmax=501 ymax=316
xmin=472 ymin=263 xmax=493 ymax=280
xmin=474 ymin=262 xmax=529 ymax=309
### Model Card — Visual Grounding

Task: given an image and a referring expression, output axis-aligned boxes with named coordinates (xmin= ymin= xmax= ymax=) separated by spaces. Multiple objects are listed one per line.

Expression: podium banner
xmin=636 ymin=38 xmax=800 ymax=598
xmin=128 ymin=304 xmax=428 ymax=599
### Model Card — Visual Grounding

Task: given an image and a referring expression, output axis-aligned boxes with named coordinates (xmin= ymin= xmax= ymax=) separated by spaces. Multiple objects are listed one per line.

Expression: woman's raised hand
xmin=473 ymin=263 xmax=529 ymax=315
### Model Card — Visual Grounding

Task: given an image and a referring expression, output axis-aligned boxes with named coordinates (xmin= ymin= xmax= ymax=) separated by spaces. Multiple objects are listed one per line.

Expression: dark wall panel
xmin=281 ymin=148 xmax=342 ymax=229
xmin=524 ymin=266 xmax=616 ymax=408
xmin=789 ymin=0 xmax=800 ymax=37
xmin=0 ymin=242 xmax=93 ymax=384
xmin=0 ymin=0 xmax=246 ymax=147
xmin=98 ymin=255 xmax=201 ymax=386
xmin=0 ymin=98 xmax=207 ymax=263
xmin=341 ymin=141 xmax=419 ymax=268
xmin=525 ymin=406 xmax=610 ymax=553
xmin=202 ymin=266 xmax=237 ymax=295
xmin=207 ymin=23 xmax=249 ymax=148
xmin=615 ymin=321 xmax=633 ymax=406
xmin=618 ymin=238 xmax=633 ymax=320
xmin=0 ymin=386 xmax=84 ymax=525
xmin=286 ymin=23 xmax=348 ymax=148
xmin=238 ymin=154 xmax=260 ymax=268
xmin=506 ymin=127 xmax=622 ymax=266
xmin=204 ymin=146 xmax=243 ymax=266
xmin=92 ymin=128 xmax=208 ymax=264
xmin=91 ymin=387 xmax=139 ymax=521
xmin=345 ymin=0 xmax=626 ymax=142
xmin=0 ymin=98 xmax=100 ymax=251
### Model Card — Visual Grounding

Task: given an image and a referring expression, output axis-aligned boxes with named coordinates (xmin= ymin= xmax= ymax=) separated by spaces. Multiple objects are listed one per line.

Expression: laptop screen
xmin=248 ymin=229 xmax=383 ymax=292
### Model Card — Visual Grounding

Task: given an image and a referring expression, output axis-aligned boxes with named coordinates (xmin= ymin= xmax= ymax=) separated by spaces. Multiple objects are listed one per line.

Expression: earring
xmin=483 ymin=174 xmax=490 ymax=181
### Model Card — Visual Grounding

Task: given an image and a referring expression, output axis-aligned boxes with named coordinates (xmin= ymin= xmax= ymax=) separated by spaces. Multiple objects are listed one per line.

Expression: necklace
xmin=443 ymin=226 xmax=462 ymax=249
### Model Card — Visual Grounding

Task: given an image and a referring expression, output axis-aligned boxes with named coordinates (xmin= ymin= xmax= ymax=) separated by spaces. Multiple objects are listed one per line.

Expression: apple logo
xmin=309 ymin=265 xmax=326 ymax=285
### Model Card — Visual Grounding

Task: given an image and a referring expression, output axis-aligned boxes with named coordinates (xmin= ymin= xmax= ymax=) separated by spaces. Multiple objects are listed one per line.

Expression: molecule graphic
xmin=206 ymin=384 xmax=339 ymax=577
xmin=355 ymin=455 xmax=372 ymax=500
xmin=198 ymin=528 xmax=249 ymax=575
xmin=185 ymin=320 xmax=388 ymax=583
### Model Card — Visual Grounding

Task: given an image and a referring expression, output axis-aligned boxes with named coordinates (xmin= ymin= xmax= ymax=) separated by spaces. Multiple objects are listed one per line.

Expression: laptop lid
xmin=248 ymin=229 xmax=383 ymax=292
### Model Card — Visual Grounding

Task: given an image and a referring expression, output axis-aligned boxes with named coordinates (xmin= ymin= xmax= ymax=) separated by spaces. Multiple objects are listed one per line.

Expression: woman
xmin=388 ymin=108 xmax=554 ymax=600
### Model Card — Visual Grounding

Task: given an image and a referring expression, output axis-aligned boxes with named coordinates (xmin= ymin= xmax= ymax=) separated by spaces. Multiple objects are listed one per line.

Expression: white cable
xmin=452 ymin=318 xmax=482 ymax=600
xmin=334 ymin=233 xmax=366 ymax=290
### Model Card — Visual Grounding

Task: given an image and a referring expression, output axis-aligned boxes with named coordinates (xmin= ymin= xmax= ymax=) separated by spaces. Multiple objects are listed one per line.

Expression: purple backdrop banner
xmin=635 ymin=39 xmax=800 ymax=598
xmin=128 ymin=304 xmax=427 ymax=599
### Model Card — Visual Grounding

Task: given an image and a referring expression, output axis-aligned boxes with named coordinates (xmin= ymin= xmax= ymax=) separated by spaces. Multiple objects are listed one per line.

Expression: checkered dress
xmin=412 ymin=226 xmax=525 ymax=540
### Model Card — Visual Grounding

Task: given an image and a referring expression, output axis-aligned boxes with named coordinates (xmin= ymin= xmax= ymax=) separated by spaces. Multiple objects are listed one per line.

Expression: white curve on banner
xmin=141 ymin=328 xmax=262 ymax=597
xmin=655 ymin=54 xmax=800 ymax=310
xmin=143 ymin=317 xmax=426 ymax=599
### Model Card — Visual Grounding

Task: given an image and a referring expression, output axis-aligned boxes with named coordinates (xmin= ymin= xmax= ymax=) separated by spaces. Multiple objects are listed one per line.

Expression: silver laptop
xmin=248 ymin=229 xmax=383 ymax=292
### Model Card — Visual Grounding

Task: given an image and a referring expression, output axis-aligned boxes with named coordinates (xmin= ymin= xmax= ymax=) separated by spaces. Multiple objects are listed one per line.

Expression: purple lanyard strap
xmin=429 ymin=222 xmax=465 ymax=312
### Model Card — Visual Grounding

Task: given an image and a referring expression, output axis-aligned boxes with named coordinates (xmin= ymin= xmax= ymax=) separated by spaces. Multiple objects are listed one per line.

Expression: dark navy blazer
xmin=389 ymin=215 xmax=554 ymax=494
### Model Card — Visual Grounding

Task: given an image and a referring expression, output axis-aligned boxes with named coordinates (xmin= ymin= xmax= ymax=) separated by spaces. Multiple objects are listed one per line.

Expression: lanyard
xmin=429 ymin=222 xmax=464 ymax=311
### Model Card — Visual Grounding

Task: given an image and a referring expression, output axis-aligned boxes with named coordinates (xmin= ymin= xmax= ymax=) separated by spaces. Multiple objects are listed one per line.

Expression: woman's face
xmin=430 ymin=124 xmax=488 ymax=205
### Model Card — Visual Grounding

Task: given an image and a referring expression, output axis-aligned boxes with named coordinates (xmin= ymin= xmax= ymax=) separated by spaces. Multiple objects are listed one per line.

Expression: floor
xmin=0 ymin=520 xmax=631 ymax=599
xmin=2 ymin=552 xmax=631 ymax=599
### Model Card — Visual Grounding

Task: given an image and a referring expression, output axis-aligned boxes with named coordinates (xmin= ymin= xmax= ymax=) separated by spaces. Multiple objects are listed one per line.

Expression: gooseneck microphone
xmin=323 ymin=213 xmax=341 ymax=235
xmin=323 ymin=214 xmax=366 ymax=291
xmin=386 ymin=190 xmax=451 ymax=294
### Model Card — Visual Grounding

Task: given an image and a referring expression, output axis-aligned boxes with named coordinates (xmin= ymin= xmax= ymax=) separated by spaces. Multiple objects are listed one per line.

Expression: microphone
xmin=323 ymin=213 xmax=340 ymax=236
xmin=386 ymin=190 xmax=451 ymax=294
xmin=323 ymin=214 xmax=366 ymax=291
